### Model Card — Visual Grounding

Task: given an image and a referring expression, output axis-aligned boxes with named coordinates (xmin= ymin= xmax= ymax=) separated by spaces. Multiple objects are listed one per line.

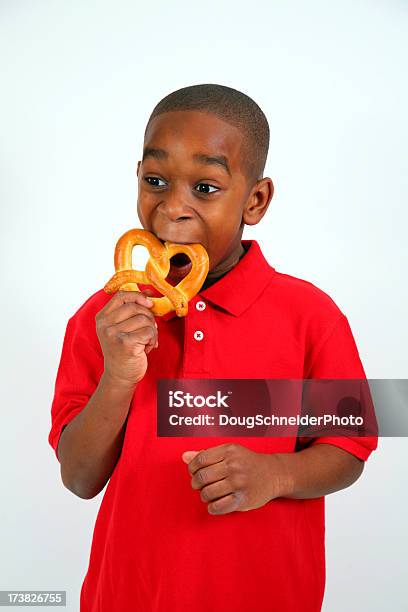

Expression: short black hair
xmin=145 ymin=83 xmax=270 ymax=185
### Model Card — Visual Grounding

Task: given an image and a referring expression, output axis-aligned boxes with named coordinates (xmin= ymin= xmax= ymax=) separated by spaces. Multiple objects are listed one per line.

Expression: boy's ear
xmin=243 ymin=177 xmax=274 ymax=226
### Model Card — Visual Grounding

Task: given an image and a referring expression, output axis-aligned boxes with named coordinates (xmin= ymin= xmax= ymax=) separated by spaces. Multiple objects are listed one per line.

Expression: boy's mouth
xmin=168 ymin=252 xmax=193 ymax=280
xmin=155 ymin=235 xmax=194 ymax=280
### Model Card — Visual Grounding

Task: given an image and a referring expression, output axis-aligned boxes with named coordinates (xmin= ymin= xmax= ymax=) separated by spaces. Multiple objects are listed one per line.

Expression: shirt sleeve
xmin=48 ymin=302 xmax=104 ymax=462
xmin=298 ymin=314 xmax=378 ymax=461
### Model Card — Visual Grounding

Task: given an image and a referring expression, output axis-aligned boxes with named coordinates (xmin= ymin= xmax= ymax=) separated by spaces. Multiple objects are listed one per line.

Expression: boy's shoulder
xmin=270 ymin=268 xmax=338 ymax=299
xmin=263 ymin=267 xmax=347 ymax=322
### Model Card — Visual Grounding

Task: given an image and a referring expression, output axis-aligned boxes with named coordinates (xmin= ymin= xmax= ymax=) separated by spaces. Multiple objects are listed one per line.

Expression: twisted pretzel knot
xmin=103 ymin=229 xmax=209 ymax=317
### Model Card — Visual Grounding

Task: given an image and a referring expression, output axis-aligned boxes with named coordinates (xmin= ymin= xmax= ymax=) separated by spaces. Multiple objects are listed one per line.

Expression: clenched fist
xmin=95 ymin=290 xmax=158 ymax=387
xmin=182 ymin=443 xmax=293 ymax=515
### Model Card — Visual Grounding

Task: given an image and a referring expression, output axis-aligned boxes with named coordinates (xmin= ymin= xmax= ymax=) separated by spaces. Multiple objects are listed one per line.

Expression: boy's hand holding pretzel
xmin=95 ymin=290 xmax=158 ymax=388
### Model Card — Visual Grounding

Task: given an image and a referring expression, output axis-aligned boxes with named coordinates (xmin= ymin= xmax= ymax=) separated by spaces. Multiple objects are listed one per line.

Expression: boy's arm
xmin=56 ymin=290 xmax=158 ymax=499
xmin=58 ymin=374 xmax=136 ymax=499
xmin=183 ymin=441 xmax=367 ymax=515
xmin=273 ymin=443 xmax=365 ymax=499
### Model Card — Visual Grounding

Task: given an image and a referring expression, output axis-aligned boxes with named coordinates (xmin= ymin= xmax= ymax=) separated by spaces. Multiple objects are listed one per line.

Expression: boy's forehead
xmin=143 ymin=110 xmax=244 ymax=172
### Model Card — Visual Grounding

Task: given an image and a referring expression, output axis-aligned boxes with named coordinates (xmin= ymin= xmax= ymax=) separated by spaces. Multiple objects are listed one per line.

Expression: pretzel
xmin=103 ymin=229 xmax=209 ymax=317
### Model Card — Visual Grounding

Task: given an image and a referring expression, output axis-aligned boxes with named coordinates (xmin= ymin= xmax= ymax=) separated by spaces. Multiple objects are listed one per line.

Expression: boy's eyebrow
xmin=142 ymin=147 xmax=231 ymax=177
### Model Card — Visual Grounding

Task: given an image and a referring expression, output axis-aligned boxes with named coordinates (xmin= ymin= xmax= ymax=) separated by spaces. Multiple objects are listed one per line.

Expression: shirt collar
xmin=160 ymin=239 xmax=276 ymax=320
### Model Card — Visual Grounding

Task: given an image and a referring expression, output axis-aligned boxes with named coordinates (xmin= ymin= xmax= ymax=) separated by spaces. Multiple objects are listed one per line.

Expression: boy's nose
xmin=158 ymin=192 xmax=193 ymax=222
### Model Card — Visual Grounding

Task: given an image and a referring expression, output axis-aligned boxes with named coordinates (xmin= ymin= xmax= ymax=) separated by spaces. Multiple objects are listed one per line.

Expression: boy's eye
xmin=195 ymin=183 xmax=219 ymax=194
xmin=144 ymin=177 xmax=219 ymax=194
xmin=145 ymin=177 xmax=166 ymax=187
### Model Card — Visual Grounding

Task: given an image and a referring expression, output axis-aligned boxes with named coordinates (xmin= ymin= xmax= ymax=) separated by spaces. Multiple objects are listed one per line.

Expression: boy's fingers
xmin=100 ymin=290 xmax=154 ymax=316
xmin=113 ymin=314 xmax=158 ymax=337
xmin=181 ymin=450 xmax=201 ymax=464
xmin=208 ymin=493 xmax=241 ymax=515
xmin=186 ymin=445 xmax=228 ymax=475
xmin=104 ymin=302 xmax=156 ymax=326
xmin=191 ymin=461 xmax=229 ymax=490
xmin=123 ymin=326 xmax=157 ymax=347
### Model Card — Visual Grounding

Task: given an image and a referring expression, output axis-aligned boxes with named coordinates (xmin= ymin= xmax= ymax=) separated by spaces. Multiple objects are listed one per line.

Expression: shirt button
xmin=193 ymin=330 xmax=204 ymax=341
xmin=196 ymin=301 xmax=206 ymax=311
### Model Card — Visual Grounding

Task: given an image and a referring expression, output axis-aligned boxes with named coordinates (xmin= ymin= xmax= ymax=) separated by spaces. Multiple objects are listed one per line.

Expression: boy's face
xmin=136 ymin=110 xmax=273 ymax=282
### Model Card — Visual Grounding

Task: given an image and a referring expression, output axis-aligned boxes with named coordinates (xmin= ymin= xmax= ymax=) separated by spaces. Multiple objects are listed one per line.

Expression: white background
xmin=1 ymin=1 xmax=407 ymax=610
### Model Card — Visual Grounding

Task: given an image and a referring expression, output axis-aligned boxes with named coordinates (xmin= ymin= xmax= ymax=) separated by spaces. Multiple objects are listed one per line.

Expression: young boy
xmin=48 ymin=84 xmax=378 ymax=612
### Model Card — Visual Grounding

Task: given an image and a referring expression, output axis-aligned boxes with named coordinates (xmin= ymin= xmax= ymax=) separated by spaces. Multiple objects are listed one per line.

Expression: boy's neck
xmin=201 ymin=242 xmax=247 ymax=291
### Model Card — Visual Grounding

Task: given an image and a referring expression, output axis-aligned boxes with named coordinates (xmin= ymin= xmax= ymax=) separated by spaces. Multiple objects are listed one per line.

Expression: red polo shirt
xmin=48 ymin=239 xmax=377 ymax=612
